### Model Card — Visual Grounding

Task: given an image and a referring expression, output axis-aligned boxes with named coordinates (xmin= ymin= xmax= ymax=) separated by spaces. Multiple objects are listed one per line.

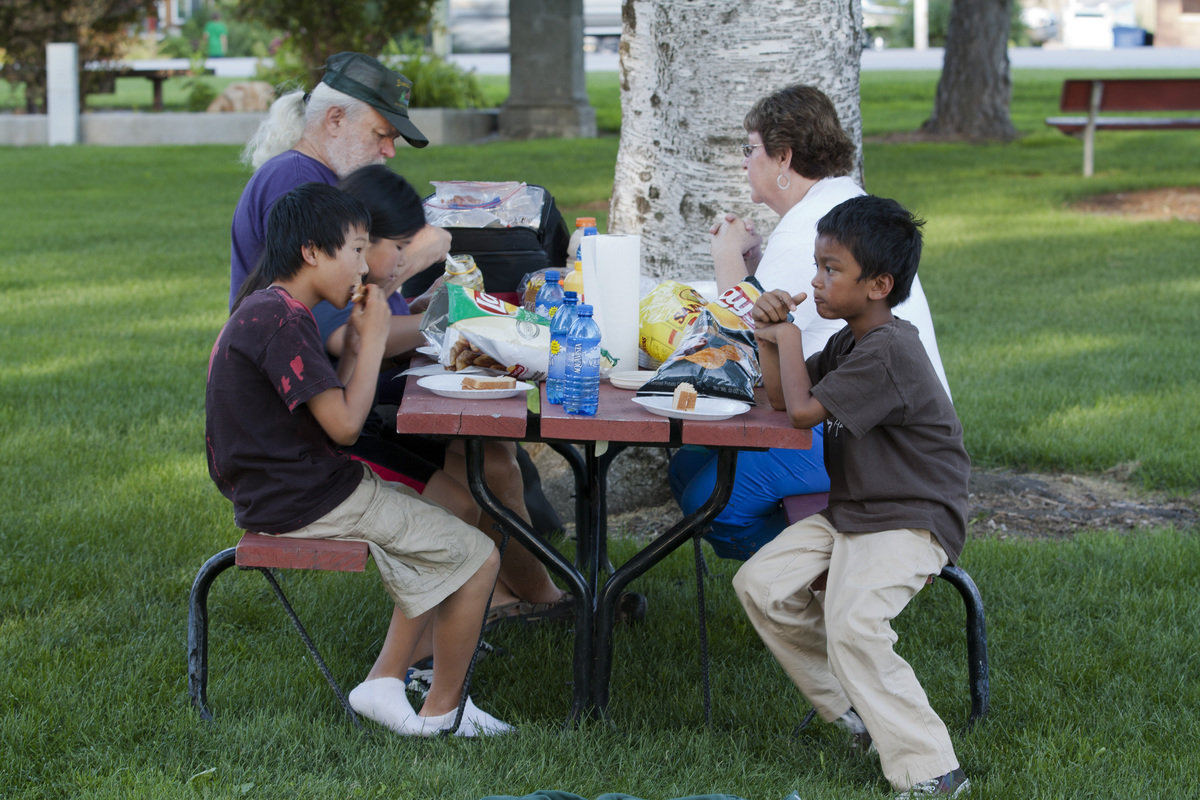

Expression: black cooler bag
xmin=403 ymin=183 xmax=571 ymax=298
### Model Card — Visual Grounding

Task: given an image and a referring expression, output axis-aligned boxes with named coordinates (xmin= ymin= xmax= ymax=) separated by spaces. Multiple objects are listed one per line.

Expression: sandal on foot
xmin=513 ymin=593 xmax=575 ymax=624
xmin=484 ymin=600 xmax=524 ymax=627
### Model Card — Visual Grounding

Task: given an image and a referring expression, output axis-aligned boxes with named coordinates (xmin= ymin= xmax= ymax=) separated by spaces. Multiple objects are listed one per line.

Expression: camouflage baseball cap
xmin=321 ymin=51 xmax=429 ymax=148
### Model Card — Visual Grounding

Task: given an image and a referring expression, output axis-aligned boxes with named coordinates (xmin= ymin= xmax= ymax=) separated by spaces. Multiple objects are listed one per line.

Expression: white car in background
xmin=1021 ymin=6 xmax=1060 ymax=45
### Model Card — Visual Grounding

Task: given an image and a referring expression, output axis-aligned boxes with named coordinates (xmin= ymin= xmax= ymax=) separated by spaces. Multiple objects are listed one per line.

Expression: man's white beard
xmin=327 ymin=138 xmax=387 ymax=179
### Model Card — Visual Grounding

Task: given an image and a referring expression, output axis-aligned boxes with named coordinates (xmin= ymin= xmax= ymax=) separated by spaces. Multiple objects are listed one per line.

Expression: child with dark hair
xmin=313 ymin=164 xmax=570 ymax=624
xmin=734 ymin=195 xmax=971 ymax=798
xmin=207 ymin=182 xmax=512 ymax=737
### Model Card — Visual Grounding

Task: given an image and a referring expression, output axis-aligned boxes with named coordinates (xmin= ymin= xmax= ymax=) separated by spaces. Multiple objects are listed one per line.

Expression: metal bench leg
xmin=938 ymin=565 xmax=990 ymax=726
xmin=187 ymin=546 xmax=237 ymax=721
xmin=255 ymin=567 xmax=363 ymax=729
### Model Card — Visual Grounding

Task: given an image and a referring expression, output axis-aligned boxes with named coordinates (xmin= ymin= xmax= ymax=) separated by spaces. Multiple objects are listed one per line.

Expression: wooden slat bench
xmin=783 ymin=492 xmax=990 ymax=726
xmin=186 ymin=532 xmax=370 ymax=724
xmin=1045 ymin=78 xmax=1200 ymax=176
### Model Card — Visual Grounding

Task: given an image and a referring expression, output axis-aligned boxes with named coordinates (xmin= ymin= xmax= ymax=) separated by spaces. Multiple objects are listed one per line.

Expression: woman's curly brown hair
xmin=744 ymin=84 xmax=855 ymax=180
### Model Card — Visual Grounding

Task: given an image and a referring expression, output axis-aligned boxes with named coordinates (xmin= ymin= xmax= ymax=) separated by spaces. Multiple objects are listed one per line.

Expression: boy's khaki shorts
xmin=274 ymin=466 xmax=493 ymax=618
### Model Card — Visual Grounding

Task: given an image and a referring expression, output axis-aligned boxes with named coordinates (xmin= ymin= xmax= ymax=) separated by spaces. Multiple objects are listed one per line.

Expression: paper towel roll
xmin=580 ymin=234 xmax=641 ymax=373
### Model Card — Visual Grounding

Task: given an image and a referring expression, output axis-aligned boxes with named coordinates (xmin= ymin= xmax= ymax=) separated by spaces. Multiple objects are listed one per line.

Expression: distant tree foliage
xmin=0 ymin=0 xmax=153 ymax=112
xmin=885 ymin=0 xmax=1029 ymax=47
xmin=233 ymin=0 xmax=439 ymax=78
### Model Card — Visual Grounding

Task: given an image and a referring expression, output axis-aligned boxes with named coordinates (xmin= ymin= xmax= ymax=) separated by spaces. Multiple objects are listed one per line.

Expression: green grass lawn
xmin=1 ymin=70 xmax=1198 ymax=799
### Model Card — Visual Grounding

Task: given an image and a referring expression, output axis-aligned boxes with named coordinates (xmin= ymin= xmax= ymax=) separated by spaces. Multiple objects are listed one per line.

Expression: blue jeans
xmin=668 ymin=425 xmax=828 ymax=561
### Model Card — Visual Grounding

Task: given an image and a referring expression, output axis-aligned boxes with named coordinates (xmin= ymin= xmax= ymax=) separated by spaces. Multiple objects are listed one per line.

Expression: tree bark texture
xmin=610 ymin=0 xmax=865 ymax=282
xmin=920 ymin=0 xmax=1017 ymax=140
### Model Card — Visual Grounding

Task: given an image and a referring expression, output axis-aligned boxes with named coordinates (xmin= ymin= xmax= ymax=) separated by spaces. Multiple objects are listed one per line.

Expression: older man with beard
xmin=228 ymin=51 xmax=449 ymax=309
xmin=224 ymin=51 xmax=577 ymax=640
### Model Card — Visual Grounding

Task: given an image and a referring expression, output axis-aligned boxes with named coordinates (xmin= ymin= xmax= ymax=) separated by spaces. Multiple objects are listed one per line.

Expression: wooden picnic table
xmin=85 ymin=60 xmax=213 ymax=111
xmin=396 ymin=364 xmax=811 ymax=720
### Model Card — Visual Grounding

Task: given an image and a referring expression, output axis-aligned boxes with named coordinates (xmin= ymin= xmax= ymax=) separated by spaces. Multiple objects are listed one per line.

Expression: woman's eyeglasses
xmin=740 ymin=143 xmax=763 ymax=158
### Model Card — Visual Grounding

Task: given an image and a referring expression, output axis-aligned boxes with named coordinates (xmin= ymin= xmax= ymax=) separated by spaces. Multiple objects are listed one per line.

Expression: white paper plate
xmin=415 ymin=345 xmax=439 ymax=358
xmin=608 ymin=370 xmax=657 ymax=391
xmin=417 ymin=373 xmax=534 ymax=400
xmin=631 ymin=395 xmax=751 ymax=421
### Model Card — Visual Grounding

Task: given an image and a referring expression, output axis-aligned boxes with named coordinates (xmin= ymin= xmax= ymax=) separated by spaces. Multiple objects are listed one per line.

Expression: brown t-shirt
xmin=205 ymin=287 xmax=362 ymax=533
xmin=808 ymin=319 xmax=969 ymax=563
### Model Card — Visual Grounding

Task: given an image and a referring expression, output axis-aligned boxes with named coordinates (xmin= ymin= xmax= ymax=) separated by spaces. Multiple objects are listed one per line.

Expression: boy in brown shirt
xmin=734 ymin=195 xmax=971 ymax=798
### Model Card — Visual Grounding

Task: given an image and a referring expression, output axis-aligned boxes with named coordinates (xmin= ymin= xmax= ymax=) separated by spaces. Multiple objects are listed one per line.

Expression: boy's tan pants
xmin=732 ymin=513 xmax=959 ymax=791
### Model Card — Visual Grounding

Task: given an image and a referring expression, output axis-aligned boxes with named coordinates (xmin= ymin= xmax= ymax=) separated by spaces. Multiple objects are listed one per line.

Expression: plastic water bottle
xmin=566 ymin=216 xmax=597 ymax=264
xmin=563 ymin=304 xmax=601 ymax=416
xmin=534 ymin=269 xmax=565 ymax=320
xmin=565 ymin=225 xmax=598 ymax=301
xmin=546 ymin=291 xmax=579 ymax=405
xmin=563 ymin=256 xmax=585 ymax=301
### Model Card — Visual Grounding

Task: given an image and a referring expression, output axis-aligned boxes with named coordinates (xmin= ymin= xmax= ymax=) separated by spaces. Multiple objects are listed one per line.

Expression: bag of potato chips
xmin=638 ymin=308 xmax=761 ymax=404
xmin=638 ymin=277 xmax=763 ymax=366
xmin=435 ymin=283 xmax=551 ymax=380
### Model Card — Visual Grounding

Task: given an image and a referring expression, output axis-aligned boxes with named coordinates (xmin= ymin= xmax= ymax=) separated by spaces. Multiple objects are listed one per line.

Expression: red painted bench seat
xmin=1045 ymin=78 xmax=1200 ymax=176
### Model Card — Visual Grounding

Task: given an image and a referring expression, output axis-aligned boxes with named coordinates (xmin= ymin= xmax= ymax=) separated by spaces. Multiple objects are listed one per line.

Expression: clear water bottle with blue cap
xmin=534 ymin=269 xmax=565 ymax=320
xmin=563 ymin=304 xmax=602 ymax=416
xmin=547 ymin=291 xmax=579 ymax=405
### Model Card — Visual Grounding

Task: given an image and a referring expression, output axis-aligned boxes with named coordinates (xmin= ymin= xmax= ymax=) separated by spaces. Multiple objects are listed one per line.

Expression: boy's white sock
xmin=347 ymin=677 xmax=422 ymax=736
xmin=412 ymin=706 xmax=458 ymax=737
xmin=413 ymin=696 xmax=514 ymax=737
xmin=454 ymin=697 xmax=513 ymax=737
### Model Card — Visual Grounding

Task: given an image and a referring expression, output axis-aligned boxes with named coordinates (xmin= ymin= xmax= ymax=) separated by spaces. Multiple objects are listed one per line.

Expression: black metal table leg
xmin=465 ymin=438 xmax=595 ymax=721
xmin=593 ymin=444 xmax=625 ymax=577
xmin=591 ymin=448 xmax=736 ymax=714
xmin=547 ymin=442 xmax=589 ymax=572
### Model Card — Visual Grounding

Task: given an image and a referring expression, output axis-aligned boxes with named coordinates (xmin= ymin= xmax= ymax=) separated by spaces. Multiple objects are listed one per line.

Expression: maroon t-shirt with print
xmin=206 ymin=287 xmax=363 ymax=533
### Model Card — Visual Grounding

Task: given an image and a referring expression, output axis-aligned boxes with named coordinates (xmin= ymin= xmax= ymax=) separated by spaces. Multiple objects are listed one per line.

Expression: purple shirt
xmin=206 ymin=287 xmax=362 ymax=533
xmin=229 ymin=150 xmax=337 ymax=309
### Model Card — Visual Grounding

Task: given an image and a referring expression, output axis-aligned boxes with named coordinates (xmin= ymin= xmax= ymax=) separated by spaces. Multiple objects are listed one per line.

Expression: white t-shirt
xmin=752 ymin=176 xmax=952 ymax=398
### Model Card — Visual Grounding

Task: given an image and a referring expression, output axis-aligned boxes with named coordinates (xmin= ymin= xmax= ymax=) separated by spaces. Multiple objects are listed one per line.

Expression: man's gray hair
xmin=240 ymin=83 xmax=374 ymax=170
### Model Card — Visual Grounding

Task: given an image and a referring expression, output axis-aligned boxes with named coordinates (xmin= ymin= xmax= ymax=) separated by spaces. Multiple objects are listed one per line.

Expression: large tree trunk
xmin=920 ymin=0 xmax=1016 ymax=140
xmin=609 ymin=0 xmax=864 ymax=282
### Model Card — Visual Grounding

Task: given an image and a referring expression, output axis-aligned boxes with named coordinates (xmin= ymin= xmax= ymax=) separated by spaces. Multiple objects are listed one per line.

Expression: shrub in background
xmin=253 ymin=36 xmax=487 ymax=109
xmin=380 ymin=37 xmax=487 ymax=109
xmin=182 ymin=51 xmax=218 ymax=111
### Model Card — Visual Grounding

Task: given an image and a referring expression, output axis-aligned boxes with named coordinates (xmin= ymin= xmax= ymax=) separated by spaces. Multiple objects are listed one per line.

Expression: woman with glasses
xmin=669 ymin=84 xmax=950 ymax=561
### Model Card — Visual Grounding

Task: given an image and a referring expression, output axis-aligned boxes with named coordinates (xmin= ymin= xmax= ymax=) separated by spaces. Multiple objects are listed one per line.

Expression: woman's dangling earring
xmin=777 ymin=172 xmax=791 ymax=190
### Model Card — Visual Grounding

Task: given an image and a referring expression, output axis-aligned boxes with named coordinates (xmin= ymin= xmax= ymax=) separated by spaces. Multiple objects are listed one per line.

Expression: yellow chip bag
xmin=638 ymin=281 xmax=707 ymax=364
xmin=638 ymin=277 xmax=763 ymax=364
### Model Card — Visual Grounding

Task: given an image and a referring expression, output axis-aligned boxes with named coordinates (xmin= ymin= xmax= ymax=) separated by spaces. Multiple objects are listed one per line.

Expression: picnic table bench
xmin=1045 ymin=77 xmax=1200 ymax=176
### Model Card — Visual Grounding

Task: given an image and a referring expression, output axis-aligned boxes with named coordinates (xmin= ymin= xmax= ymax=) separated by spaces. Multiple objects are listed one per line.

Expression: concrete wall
xmin=0 ymin=108 xmax=498 ymax=147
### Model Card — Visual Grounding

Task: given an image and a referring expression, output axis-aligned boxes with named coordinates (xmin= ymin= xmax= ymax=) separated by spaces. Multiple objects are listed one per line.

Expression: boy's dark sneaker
xmin=404 ymin=666 xmax=432 ymax=699
xmin=834 ymin=708 xmax=874 ymax=756
xmin=894 ymin=768 xmax=970 ymax=798
xmin=617 ymin=591 xmax=648 ymax=623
